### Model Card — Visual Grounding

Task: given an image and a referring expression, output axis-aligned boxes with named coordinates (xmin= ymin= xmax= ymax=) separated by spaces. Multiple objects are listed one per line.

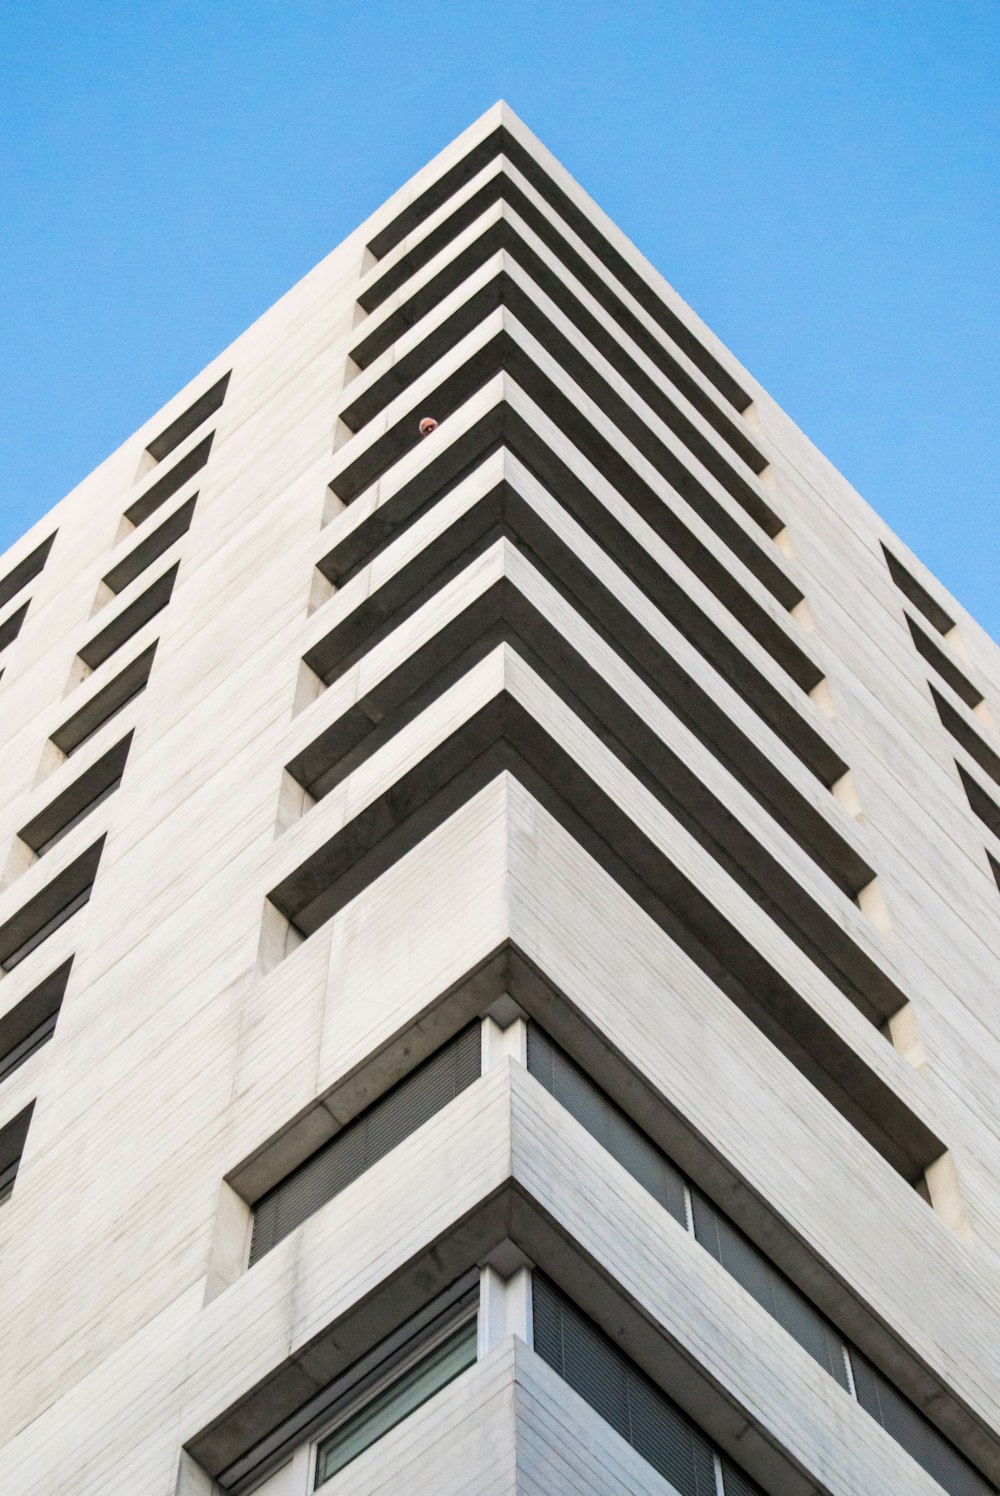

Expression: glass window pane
xmin=315 ymin=1318 xmax=477 ymax=1485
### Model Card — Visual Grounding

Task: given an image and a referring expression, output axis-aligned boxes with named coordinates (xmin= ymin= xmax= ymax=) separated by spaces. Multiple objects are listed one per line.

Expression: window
xmin=0 ymin=1104 xmax=33 ymax=1207
xmin=0 ymin=962 xmax=70 ymax=1084
xmin=849 ymin=1354 xmax=992 ymax=1496
xmin=0 ymin=600 xmax=29 ymax=655
xmin=533 ymin=1274 xmax=762 ymax=1496
xmin=0 ymin=533 xmax=55 ymax=612
xmin=882 ymin=544 xmax=955 ymax=635
xmin=103 ymin=496 xmax=196 ymax=597
xmin=905 ymin=615 xmax=984 ymax=712
xmin=145 ymin=372 xmax=229 ymax=464
xmin=213 ymin=1279 xmax=479 ymax=1494
xmin=0 ymin=839 xmax=104 ymax=972
xmin=932 ymin=686 xmax=1000 ymax=789
xmin=691 ymin=1190 xmax=852 ymax=1388
xmin=0 ymin=1010 xmax=60 ymax=1084
xmin=313 ymin=1313 xmax=477 ymax=1486
xmin=528 ymin=1025 xmax=689 ymax=1228
xmin=51 ymin=645 xmax=156 ymax=757
xmin=249 ymin=1024 xmax=481 ymax=1263
xmin=19 ymin=736 xmax=130 ymax=859
xmin=956 ymin=764 xmax=1000 ymax=842
xmin=0 ymin=1159 xmax=16 ymax=1205
xmin=125 ymin=433 xmax=214 ymax=528
xmin=988 ymin=851 xmax=1000 ymax=895
xmin=77 ymin=565 xmax=177 ymax=672
xmin=527 ymin=1026 xmax=994 ymax=1496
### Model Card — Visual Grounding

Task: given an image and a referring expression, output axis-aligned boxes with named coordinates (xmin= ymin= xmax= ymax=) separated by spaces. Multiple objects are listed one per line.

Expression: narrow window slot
xmin=103 ymin=497 xmax=196 ymax=596
xmin=0 ymin=533 xmax=55 ymax=612
xmin=0 ymin=600 xmax=30 ymax=654
xmin=125 ymin=433 xmax=214 ymax=529
xmin=19 ymin=736 xmax=131 ymax=858
xmin=987 ymin=851 xmax=1000 ymax=895
xmin=145 ymin=372 xmax=230 ymax=463
xmin=77 ymin=565 xmax=177 ymax=672
xmin=882 ymin=544 xmax=955 ymax=635
xmin=247 ymin=1024 xmax=480 ymax=1264
xmin=932 ymin=687 xmax=1000 ymax=789
xmin=956 ymin=764 xmax=1000 ymax=841
xmin=0 ymin=962 xmax=70 ymax=1084
xmin=51 ymin=646 xmax=155 ymax=758
xmin=905 ymin=615 xmax=984 ymax=711
xmin=0 ymin=1104 xmax=33 ymax=1206
xmin=313 ymin=1313 xmax=477 ymax=1485
xmin=0 ymin=838 xmax=104 ymax=973
xmin=533 ymin=1275 xmax=764 ymax=1496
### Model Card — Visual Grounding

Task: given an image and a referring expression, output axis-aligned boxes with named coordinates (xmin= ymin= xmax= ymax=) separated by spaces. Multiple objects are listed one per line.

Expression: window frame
xmin=221 ymin=1272 xmax=480 ymax=1496
xmin=311 ymin=1301 xmax=478 ymax=1489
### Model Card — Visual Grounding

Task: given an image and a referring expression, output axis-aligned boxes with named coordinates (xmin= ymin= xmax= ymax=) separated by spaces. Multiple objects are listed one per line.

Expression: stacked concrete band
xmin=0 ymin=105 xmax=998 ymax=1496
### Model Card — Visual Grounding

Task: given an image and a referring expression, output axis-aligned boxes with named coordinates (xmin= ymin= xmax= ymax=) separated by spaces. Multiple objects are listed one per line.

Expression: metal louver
xmin=850 ymin=1351 xmax=992 ymax=1496
xmin=526 ymin=1023 xmax=995 ymax=1496
xmin=527 ymin=1023 xmax=688 ymax=1227
xmin=249 ymin=1024 xmax=480 ymax=1263
xmin=690 ymin=1188 xmax=850 ymax=1391
xmin=533 ymin=1274 xmax=760 ymax=1496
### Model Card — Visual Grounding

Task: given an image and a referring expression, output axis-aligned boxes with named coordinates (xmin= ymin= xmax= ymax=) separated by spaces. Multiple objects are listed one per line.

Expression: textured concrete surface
xmin=1 ymin=102 xmax=998 ymax=1495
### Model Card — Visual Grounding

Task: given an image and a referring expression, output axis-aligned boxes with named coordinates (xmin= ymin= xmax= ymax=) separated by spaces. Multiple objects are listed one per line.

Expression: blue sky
xmin=3 ymin=1 xmax=998 ymax=633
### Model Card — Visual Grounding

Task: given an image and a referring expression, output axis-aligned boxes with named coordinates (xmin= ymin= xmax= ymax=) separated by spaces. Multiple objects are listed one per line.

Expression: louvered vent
xmin=527 ymin=1024 xmax=688 ymax=1228
xmin=721 ymin=1466 xmax=767 ymax=1496
xmin=526 ymin=1023 xmax=995 ymax=1496
xmin=850 ymin=1352 xmax=992 ymax=1496
xmin=532 ymin=1275 xmax=761 ymax=1496
xmin=691 ymin=1189 xmax=850 ymax=1390
xmin=249 ymin=1024 xmax=480 ymax=1263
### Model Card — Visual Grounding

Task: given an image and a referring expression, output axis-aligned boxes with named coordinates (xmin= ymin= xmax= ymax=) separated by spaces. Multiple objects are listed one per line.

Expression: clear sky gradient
xmin=3 ymin=1 xmax=998 ymax=634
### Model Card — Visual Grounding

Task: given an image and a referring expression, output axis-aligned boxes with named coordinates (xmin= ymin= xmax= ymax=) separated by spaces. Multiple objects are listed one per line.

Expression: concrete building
xmin=1 ymin=101 xmax=999 ymax=1496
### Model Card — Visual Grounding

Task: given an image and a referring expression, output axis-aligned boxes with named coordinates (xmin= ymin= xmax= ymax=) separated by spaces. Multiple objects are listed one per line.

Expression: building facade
xmin=1 ymin=103 xmax=999 ymax=1496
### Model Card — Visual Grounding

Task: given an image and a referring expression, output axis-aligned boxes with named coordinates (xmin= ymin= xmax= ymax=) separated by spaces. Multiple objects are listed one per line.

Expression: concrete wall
xmin=0 ymin=102 xmax=998 ymax=1496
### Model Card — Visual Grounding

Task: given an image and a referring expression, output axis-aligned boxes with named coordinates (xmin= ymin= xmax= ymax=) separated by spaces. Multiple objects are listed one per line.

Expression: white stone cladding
xmin=0 ymin=102 xmax=998 ymax=1496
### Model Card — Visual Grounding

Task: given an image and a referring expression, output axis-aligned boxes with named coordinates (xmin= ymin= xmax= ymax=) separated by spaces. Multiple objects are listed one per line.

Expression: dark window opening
xmin=0 ymin=533 xmax=55 ymax=612
xmin=533 ymin=1274 xmax=762 ymax=1496
xmin=0 ymin=1105 xmax=33 ymax=1207
xmin=0 ymin=839 xmax=104 ymax=973
xmin=248 ymin=1024 xmax=481 ymax=1263
xmin=882 ymin=545 xmax=954 ymax=636
xmin=0 ymin=962 xmax=71 ymax=1085
xmin=126 ymin=434 xmax=214 ymax=528
xmin=51 ymin=646 xmax=156 ymax=757
xmin=527 ymin=1026 xmax=994 ymax=1496
xmin=145 ymin=372 xmax=230 ymax=463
